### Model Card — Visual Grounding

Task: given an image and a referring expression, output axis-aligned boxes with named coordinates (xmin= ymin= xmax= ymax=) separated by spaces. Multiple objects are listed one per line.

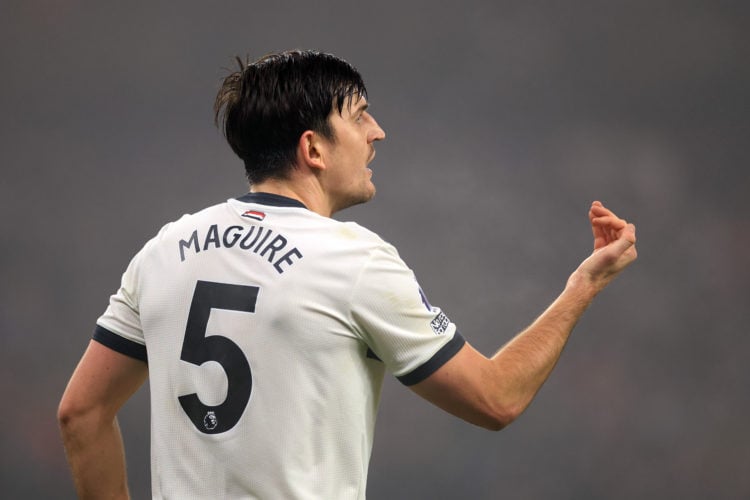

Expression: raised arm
xmin=58 ymin=340 xmax=148 ymax=499
xmin=411 ymin=201 xmax=637 ymax=430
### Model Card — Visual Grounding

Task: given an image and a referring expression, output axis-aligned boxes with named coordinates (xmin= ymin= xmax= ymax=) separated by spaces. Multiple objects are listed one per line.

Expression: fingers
xmin=614 ymin=222 xmax=636 ymax=246
xmin=607 ymin=222 xmax=638 ymax=263
xmin=591 ymin=215 xmax=627 ymax=229
xmin=589 ymin=200 xmax=619 ymax=219
xmin=580 ymin=221 xmax=638 ymax=288
xmin=589 ymin=202 xmax=628 ymax=227
xmin=588 ymin=201 xmax=633 ymax=250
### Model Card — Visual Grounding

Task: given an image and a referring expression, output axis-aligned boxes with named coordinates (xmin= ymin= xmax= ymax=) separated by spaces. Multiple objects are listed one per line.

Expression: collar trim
xmin=235 ymin=192 xmax=307 ymax=209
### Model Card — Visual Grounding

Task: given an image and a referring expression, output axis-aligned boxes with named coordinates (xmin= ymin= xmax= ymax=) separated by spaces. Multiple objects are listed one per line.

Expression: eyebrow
xmin=352 ymin=100 xmax=369 ymax=115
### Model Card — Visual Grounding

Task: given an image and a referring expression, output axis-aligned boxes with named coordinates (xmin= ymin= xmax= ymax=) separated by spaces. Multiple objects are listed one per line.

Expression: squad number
xmin=178 ymin=280 xmax=258 ymax=434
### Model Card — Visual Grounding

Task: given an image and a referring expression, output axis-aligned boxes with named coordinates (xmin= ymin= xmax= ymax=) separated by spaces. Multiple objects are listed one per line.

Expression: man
xmin=58 ymin=50 xmax=637 ymax=499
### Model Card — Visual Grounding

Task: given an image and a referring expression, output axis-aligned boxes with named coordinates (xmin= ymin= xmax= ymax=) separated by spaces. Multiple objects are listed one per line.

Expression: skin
xmin=411 ymin=201 xmax=637 ymax=429
xmin=58 ymin=341 xmax=147 ymax=499
xmin=252 ymin=95 xmax=386 ymax=216
xmin=58 ymin=97 xmax=637 ymax=497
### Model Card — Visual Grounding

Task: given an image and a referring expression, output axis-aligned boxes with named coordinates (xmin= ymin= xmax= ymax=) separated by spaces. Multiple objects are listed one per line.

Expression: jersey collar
xmin=235 ymin=192 xmax=308 ymax=209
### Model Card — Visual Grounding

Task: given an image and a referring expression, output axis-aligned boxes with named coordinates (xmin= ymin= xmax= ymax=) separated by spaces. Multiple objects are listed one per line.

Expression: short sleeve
xmin=94 ymin=244 xmax=148 ymax=361
xmin=350 ymin=243 xmax=464 ymax=385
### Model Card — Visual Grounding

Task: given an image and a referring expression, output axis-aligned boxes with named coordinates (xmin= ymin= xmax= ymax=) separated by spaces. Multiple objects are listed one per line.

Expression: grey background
xmin=2 ymin=1 xmax=749 ymax=498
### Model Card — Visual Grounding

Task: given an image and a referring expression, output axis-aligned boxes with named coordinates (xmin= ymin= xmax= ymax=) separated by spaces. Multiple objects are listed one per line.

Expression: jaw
xmin=329 ymin=176 xmax=376 ymax=215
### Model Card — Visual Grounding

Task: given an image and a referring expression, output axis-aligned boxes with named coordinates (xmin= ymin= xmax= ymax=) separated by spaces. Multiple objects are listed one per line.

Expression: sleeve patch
xmin=430 ymin=311 xmax=451 ymax=335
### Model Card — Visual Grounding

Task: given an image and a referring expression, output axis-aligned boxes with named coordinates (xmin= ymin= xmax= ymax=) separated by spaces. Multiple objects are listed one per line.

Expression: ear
xmin=297 ymin=130 xmax=327 ymax=172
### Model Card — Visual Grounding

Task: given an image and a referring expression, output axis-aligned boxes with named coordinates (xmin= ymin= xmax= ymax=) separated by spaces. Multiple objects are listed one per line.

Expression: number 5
xmin=178 ymin=280 xmax=258 ymax=434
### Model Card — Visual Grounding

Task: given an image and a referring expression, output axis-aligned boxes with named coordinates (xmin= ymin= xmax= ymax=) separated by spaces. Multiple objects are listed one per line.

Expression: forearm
xmin=412 ymin=202 xmax=636 ymax=430
xmin=60 ymin=413 xmax=130 ymax=500
xmin=488 ymin=270 xmax=600 ymax=417
xmin=490 ymin=202 xmax=638 ymax=409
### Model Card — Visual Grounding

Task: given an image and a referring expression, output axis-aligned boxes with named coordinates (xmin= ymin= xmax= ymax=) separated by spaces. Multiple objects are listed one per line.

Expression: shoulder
xmin=336 ymin=219 xmax=390 ymax=246
xmin=144 ymin=201 xmax=229 ymax=242
xmin=121 ymin=202 xmax=227 ymax=266
xmin=326 ymin=219 xmax=403 ymax=265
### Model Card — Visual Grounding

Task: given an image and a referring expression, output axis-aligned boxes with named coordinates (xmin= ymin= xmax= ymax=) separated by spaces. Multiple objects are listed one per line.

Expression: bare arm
xmin=411 ymin=201 xmax=637 ymax=430
xmin=58 ymin=340 xmax=148 ymax=499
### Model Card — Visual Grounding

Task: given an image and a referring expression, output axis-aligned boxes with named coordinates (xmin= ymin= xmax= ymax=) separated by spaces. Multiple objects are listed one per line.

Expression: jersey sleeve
xmin=350 ymin=243 xmax=465 ymax=386
xmin=94 ymin=240 xmax=150 ymax=362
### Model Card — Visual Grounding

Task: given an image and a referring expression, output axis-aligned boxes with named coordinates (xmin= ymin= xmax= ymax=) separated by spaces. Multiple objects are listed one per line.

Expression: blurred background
xmin=2 ymin=1 xmax=748 ymax=498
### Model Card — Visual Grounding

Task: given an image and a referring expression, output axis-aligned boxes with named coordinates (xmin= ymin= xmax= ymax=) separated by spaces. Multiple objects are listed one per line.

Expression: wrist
xmin=565 ymin=268 xmax=604 ymax=300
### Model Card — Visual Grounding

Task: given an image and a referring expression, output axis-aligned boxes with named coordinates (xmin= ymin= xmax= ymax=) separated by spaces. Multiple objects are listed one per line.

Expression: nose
xmin=369 ymin=117 xmax=386 ymax=143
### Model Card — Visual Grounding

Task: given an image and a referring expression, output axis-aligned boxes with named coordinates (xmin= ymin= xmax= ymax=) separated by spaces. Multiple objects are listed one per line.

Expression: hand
xmin=574 ymin=201 xmax=637 ymax=291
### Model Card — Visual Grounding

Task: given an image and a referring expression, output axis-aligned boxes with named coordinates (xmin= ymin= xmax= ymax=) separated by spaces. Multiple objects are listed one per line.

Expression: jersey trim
xmin=396 ymin=332 xmax=466 ymax=386
xmin=235 ymin=192 xmax=308 ymax=209
xmin=93 ymin=325 xmax=148 ymax=362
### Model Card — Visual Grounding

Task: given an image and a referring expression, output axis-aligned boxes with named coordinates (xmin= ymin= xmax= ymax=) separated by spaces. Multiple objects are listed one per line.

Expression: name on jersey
xmin=178 ymin=223 xmax=303 ymax=274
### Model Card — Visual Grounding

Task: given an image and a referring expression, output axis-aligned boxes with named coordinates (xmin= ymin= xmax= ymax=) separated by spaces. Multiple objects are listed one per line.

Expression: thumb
xmin=605 ymin=223 xmax=637 ymax=260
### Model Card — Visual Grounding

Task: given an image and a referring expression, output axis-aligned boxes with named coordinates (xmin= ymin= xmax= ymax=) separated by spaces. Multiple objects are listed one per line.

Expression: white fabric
xmin=96 ymin=195 xmax=459 ymax=499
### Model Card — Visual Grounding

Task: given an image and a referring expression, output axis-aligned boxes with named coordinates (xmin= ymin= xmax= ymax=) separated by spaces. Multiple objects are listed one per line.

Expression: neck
xmin=250 ymin=176 xmax=333 ymax=217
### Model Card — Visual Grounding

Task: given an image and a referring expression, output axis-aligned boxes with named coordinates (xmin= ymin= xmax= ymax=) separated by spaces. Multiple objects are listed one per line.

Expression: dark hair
xmin=214 ymin=50 xmax=368 ymax=184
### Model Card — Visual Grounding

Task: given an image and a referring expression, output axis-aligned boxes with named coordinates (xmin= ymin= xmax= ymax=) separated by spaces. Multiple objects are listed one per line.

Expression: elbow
xmin=57 ymin=397 xmax=82 ymax=436
xmin=480 ymin=405 xmax=522 ymax=432
xmin=442 ymin=398 xmax=520 ymax=431
xmin=57 ymin=395 xmax=105 ymax=438
xmin=473 ymin=393 xmax=528 ymax=431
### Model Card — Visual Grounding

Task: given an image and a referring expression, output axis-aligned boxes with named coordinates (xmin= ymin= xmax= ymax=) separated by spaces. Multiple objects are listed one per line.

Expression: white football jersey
xmin=95 ymin=192 xmax=464 ymax=499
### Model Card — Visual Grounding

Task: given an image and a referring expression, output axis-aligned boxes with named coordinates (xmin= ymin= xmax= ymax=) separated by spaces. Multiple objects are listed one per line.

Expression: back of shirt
xmin=96 ymin=193 xmax=463 ymax=499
